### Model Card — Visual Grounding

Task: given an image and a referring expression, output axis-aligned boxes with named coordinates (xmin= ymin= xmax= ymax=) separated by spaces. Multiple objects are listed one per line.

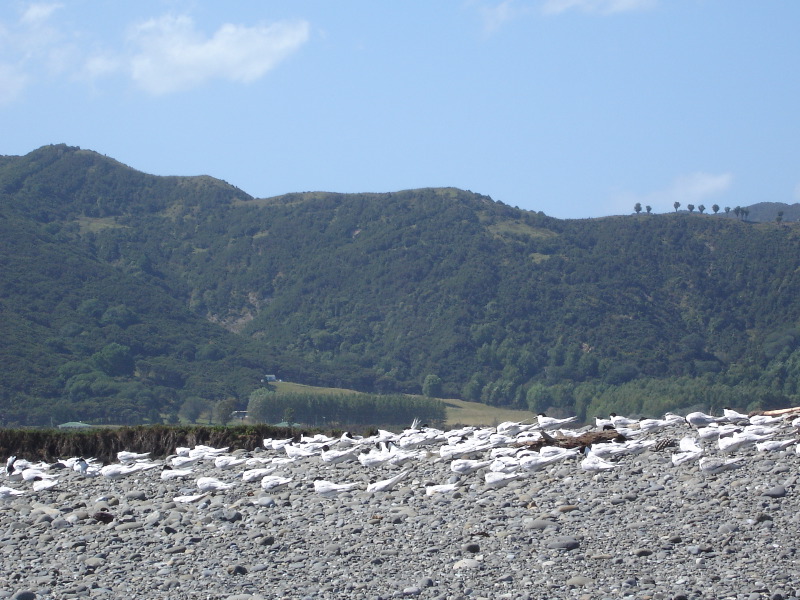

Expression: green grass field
xmin=270 ymin=381 xmax=533 ymax=428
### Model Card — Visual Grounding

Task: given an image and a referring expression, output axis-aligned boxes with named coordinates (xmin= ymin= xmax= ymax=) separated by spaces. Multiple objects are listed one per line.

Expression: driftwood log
xmin=513 ymin=429 xmax=623 ymax=451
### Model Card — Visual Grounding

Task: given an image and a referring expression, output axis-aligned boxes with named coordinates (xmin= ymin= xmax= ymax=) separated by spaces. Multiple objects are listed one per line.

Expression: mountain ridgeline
xmin=2 ymin=144 xmax=800 ymax=427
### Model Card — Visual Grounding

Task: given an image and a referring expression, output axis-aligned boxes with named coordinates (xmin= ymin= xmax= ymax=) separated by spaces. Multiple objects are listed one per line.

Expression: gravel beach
xmin=1 ymin=418 xmax=799 ymax=600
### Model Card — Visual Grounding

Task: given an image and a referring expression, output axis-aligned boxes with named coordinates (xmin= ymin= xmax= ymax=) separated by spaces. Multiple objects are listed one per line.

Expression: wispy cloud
xmin=0 ymin=63 xmax=29 ymax=106
xmin=13 ymin=3 xmax=66 ymax=62
xmin=126 ymin=15 xmax=310 ymax=95
xmin=612 ymin=172 xmax=733 ymax=214
xmin=479 ymin=0 xmax=522 ymax=34
xmin=668 ymin=172 xmax=733 ymax=203
xmin=473 ymin=0 xmax=655 ymax=35
xmin=20 ymin=2 xmax=62 ymax=25
xmin=0 ymin=2 xmax=65 ymax=104
xmin=0 ymin=4 xmax=310 ymax=103
xmin=469 ymin=0 xmax=539 ymax=35
xmin=80 ymin=53 xmax=122 ymax=82
xmin=542 ymin=0 xmax=657 ymax=15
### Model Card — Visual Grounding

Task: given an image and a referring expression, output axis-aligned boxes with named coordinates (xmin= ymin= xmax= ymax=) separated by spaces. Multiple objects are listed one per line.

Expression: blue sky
xmin=1 ymin=1 xmax=798 ymax=219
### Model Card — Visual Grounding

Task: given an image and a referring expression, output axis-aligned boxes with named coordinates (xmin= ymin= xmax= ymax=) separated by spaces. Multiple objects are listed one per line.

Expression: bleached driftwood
xmin=513 ymin=429 xmax=623 ymax=450
xmin=749 ymin=406 xmax=800 ymax=417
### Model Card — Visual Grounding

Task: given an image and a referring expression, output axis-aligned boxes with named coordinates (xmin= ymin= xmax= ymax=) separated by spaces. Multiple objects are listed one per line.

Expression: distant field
xmin=270 ymin=381 xmax=533 ymax=428
xmin=441 ymin=398 xmax=534 ymax=427
xmin=271 ymin=381 xmax=355 ymax=395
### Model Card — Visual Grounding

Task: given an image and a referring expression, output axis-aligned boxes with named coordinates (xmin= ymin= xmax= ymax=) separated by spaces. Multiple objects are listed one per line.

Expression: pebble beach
xmin=1 ymin=416 xmax=799 ymax=600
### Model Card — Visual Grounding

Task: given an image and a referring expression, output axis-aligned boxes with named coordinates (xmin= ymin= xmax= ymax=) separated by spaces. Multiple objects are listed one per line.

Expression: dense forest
xmin=2 ymin=144 xmax=800 ymax=427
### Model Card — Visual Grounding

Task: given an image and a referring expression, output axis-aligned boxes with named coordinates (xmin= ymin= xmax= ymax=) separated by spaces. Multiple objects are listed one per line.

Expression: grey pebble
xmin=545 ymin=536 xmax=580 ymax=550
xmin=566 ymin=575 xmax=593 ymax=587
xmin=763 ymin=485 xmax=787 ymax=498
xmin=522 ymin=518 xmax=559 ymax=530
xmin=453 ymin=559 xmax=481 ymax=570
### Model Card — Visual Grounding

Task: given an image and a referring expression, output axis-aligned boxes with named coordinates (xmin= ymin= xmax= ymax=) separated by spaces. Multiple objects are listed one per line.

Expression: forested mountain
xmin=3 ymin=144 xmax=800 ymax=426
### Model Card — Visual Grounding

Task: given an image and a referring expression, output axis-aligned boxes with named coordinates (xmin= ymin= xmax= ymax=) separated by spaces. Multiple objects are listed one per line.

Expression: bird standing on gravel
xmin=0 ymin=486 xmax=24 ymax=499
xmin=366 ymin=470 xmax=410 ymax=493
xmin=160 ymin=466 xmax=193 ymax=480
xmin=101 ymin=461 xmax=158 ymax=481
xmin=260 ymin=475 xmax=293 ymax=491
xmin=196 ymin=476 xmax=234 ymax=492
xmin=313 ymin=478 xmax=360 ymax=497
xmin=580 ymin=448 xmax=616 ymax=472
xmin=699 ymin=456 xmax=745 ymax=474
xmin=537 ymin=414 xmax=578 ymax=431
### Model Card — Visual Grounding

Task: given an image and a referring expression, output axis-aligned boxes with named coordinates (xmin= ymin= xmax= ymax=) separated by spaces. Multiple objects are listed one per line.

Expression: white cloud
xmin=0 ymin=6 xmax=310 ymax=103
xmin=542 ymin=0 xmax=657 ymax=15
xmin=127 ymin=15 xmax=310 ymax=95
xmin=612 ymin=172 xmax=733 ymax=214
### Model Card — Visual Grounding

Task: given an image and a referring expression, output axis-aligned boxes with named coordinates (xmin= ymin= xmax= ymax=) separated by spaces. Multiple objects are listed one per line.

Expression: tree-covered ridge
xmin=3 ymin=144 xmax=800 ymax=427
xmin=0 ymin=144 xmax=251 ymax=222
xmin=0 ymin=150 xmax=265 ymax=426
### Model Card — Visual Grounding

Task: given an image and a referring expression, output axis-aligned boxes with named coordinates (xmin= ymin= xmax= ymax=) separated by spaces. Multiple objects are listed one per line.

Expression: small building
xmin=262 ymin=374 xmax=277 ymax=382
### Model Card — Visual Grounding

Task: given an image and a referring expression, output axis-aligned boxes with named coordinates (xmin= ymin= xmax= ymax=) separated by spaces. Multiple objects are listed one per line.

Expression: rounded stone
xmin=546 ymin=536 xmax=580 ymax=551
xmin=763 ymin=485 xmax=787 ymax=498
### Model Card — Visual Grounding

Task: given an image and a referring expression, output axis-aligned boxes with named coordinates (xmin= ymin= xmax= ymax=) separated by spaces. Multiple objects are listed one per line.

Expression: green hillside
xmin=3 ymin=144 xmax=800 ymax=426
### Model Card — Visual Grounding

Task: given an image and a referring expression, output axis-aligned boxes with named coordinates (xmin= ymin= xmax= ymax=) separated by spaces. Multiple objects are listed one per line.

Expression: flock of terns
xmin=2 ymin=407 xmax=800 ymax=502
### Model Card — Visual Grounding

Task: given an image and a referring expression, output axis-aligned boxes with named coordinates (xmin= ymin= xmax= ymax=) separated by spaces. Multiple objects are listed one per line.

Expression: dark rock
xmin=92 ymin=510 xmax=113 ymax=523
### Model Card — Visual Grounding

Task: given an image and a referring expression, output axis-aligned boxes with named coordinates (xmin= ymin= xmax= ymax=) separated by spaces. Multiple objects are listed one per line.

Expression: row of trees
xmin=634 ymin=202 xmax=755 ymax=219
xmin=246 ymin=388 xmax=446 ymax=428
